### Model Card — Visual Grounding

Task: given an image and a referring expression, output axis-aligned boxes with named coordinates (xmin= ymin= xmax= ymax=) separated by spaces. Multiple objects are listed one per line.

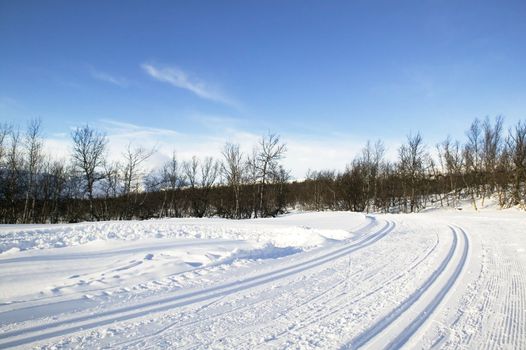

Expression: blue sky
xmin=1 ymin=1 xmax=526 ymax=177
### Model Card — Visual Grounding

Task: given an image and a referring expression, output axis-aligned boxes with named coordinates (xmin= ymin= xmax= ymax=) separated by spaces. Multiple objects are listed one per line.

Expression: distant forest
xmin=0 ymin=116 xmax=525 ymax=224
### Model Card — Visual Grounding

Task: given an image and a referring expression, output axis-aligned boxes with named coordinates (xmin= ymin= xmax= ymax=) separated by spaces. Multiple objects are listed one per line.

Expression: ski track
xmin=341 ymin=225 xmax=469 ymax=349
xmin=0 ymin=211 xmax=524 ymax=350
xmin=115 ymin=220 xmax=439 ymax=350
xmin=0 ymin=217 xmax=390 ymax=349
xmin=384 ymin=226 xmax=469 ymax=349
xmin=238 ymin=234 xmax=442 ymax=349
xmin=178 ymin=221 xmax=399 ymax=349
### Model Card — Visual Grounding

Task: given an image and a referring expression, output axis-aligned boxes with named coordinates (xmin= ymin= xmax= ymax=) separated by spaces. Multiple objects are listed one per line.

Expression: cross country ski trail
xmin=0 ymin=216 xmax=389 ymax=348
xmin=0 ymin=210 xmax=524 ymax=349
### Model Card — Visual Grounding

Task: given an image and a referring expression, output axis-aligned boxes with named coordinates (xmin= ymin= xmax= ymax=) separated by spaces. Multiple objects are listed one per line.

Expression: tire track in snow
xmin=0 ymin=218 xmax=393 ymax=349
xmin=345 ymin=225 xmax=469 ymax=350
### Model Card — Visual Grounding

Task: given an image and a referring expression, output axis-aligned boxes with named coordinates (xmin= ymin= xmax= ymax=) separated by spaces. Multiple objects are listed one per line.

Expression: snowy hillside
xmin=0 ymin=210 xmax=524 ymax=349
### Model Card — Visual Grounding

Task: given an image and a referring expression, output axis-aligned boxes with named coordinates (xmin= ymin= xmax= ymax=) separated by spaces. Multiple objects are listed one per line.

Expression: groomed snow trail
xmin=0 ymin=210 xmax=524 ymax=349
xmin=415 ymin=210 xmax=526 ymax=350
xmin=346 ymin=225 xmax=469 ymax=349
xmin=0 ymin=218 xmax=388 ymax=348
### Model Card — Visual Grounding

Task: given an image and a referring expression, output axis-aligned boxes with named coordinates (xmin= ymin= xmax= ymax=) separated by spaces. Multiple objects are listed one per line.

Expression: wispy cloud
xmin=99 ymin=119 xmax=180 ymax=138
xmin=90 ymin=68 xmax=129 ymax=87
xmin=141 ymin=63 xmax=237 ymax=107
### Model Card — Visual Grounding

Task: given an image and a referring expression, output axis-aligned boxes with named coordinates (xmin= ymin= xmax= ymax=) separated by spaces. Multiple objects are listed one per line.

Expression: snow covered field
xmin=0 ymin=209 xmax=524 ymax=349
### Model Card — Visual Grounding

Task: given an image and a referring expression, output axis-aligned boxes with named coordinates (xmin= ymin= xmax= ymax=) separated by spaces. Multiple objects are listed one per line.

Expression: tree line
xmin=293 ymin=116 xmax=526 ymax=213
xmin=0 ymin=116 xmax=524 ymax=224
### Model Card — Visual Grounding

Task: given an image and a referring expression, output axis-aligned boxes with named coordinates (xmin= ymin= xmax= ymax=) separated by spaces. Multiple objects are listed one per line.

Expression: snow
xmin=0 ymin=211 xmax=361 ymax=254
xmin=0 ymin=209 xmax=524 ymax=349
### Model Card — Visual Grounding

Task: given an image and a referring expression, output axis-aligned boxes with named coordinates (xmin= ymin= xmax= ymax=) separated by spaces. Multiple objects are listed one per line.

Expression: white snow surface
xmin=0 ymin=209 xmax=524 ymax=349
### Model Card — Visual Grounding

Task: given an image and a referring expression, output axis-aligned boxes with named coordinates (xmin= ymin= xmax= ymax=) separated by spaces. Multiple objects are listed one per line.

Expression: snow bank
xmin=0 ymin=213 xmax=366 ymax=306
xmin=222 ymin=244 xmax=304 ymax=263
xmin=0 ymin=214 xmax=364 ymax=254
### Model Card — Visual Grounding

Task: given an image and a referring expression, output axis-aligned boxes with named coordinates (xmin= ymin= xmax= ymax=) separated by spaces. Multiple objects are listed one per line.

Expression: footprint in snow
xmin=144 ymin=253 xmax=154 ymax=260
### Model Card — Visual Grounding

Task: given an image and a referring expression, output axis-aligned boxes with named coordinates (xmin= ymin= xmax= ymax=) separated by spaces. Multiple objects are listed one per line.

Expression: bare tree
xmin=71 ymin=125 xmax=107 ymax=220
xmin=466 ymin=118 xmax=483 ymax=171
xmin=161 ymin=151 xmax=185 ymax=217
xmin=358 ymin=140 xmax=385 ymax=212
xmin=122 ymin=143 xmax=155 ymax=196
xmin=463 ymin=118 xmax=482 ymax=209
xmin=183 ymin=156 xmax=200 ymax=216
xmin=200 ymin=157 xmax=219 ymax=188
xmin=198 ymin=157 xmax=219 ymax=217
xmin=255 ymin=133 xmax=287 ymax=217
xmin=398 ymin=132 xmax=428 ymax=212
xmin=245 ymin=148 xmax=260 ymax=217
xmin=163 ymin=151 xmax=183 ymax=191
xmin=3 ymin=127 xmax=23 ymax=222
xmin=102 ymin=161 xmax=121 ymax=198
xmin=271 ymin=164 xmax=291 ymax=216
xmin=183 ymin=156 xmax=199 ymax=189
xmin=121 ymin=143 xmax=155 ymax=219
xmin=481 ymin=116 xmax=504 ymax=204
xmin=0 ymin=123 xmax=10 ymax=166
xmin=0 ymin=123 xmax=11 ymax=220
xmin=340 ymin=160 xmax=367 ymax=212
xmin=100 ymin=160 xmax=121 ymax=219
xmin=508 ymin=121 xmax=526 ymax=207
xmin=22 ymin=118 xmax=44 ymax=223
xmin=437 ymin=136 xmax=463 ymax=206
xmin=221 ymin=143 xmax=245 ymax=218
xmin=47 ymin=159 xmax=68 ymax=223
xmin=182 ymin=156 xmax=219 ymax=217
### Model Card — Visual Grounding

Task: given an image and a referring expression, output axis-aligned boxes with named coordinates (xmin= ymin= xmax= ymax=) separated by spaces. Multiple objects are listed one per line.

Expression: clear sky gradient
xmin=1 ymin=1 xmax=525 ymax=177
